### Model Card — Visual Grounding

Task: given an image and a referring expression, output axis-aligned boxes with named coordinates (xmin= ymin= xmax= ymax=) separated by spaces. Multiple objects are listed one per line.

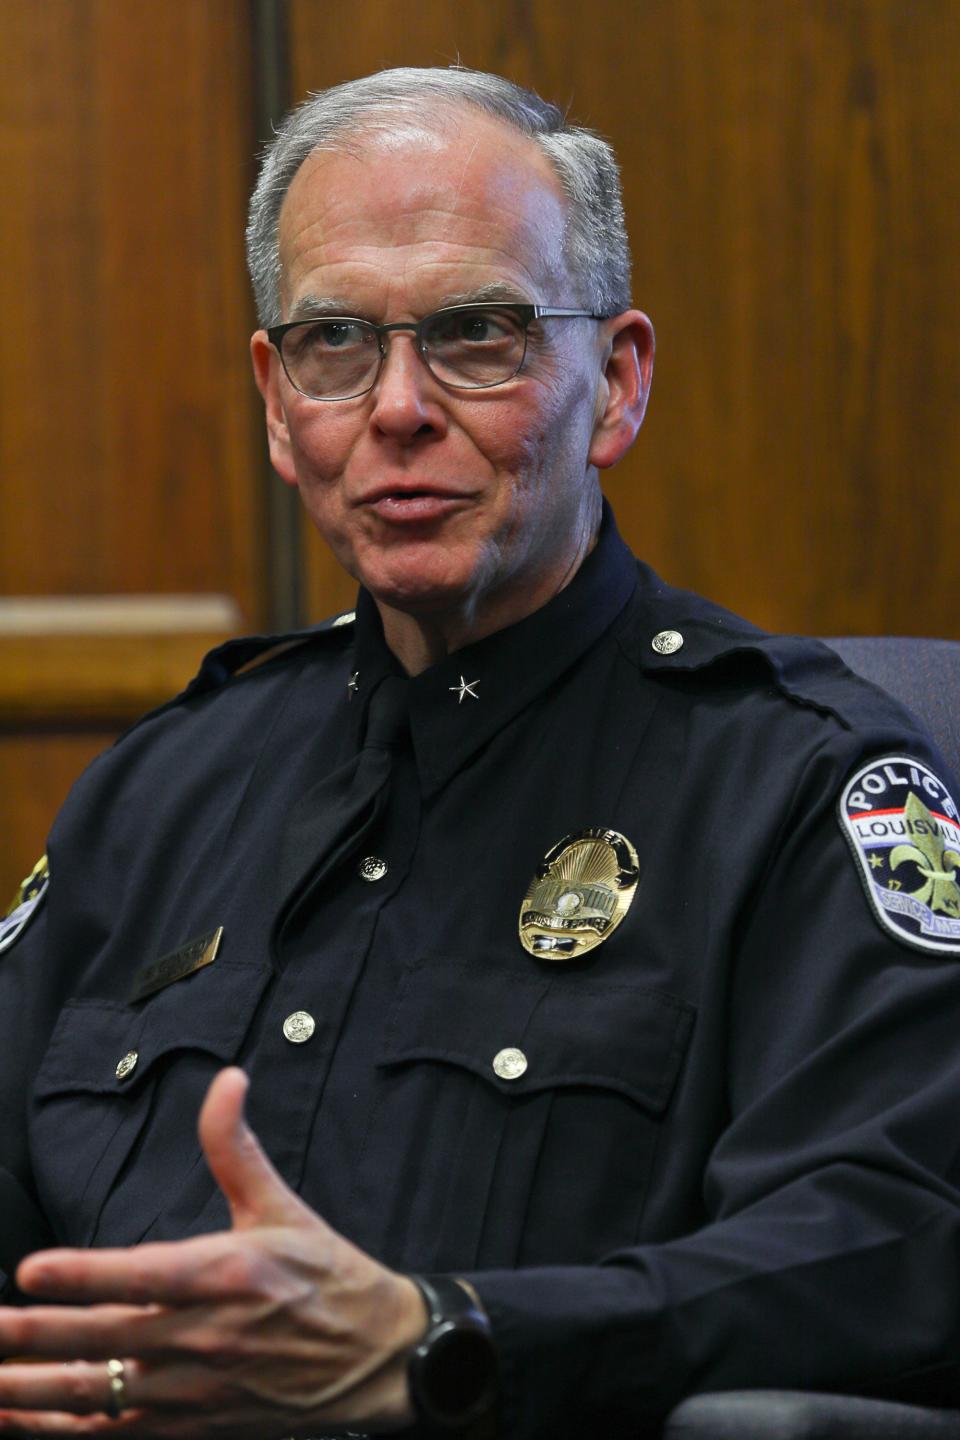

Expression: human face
xmin=252 ymin=115 xmax=613 ymax=652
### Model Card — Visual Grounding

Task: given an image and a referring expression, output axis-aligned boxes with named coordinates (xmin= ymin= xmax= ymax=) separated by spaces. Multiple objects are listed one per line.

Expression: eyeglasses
xmin=266 ymin=302 xmax=607 ymax=401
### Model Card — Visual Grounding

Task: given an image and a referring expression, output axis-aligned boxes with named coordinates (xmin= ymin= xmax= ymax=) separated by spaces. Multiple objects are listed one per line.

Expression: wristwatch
xmin=407 ymin=1274 xmax=498 ymax=1434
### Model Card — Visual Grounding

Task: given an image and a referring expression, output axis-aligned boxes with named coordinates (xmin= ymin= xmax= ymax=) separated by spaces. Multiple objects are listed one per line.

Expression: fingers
xmin=0 ymin=1341 xmax=273 ymax=1438
xmin=0 ymin=1358 xmax=147 ymax=1436
xmin=197 ymin=1068 xmax=308 ymax=1231
xmin=17 ymin=1068 xmax=326 ymax=1307
xmin=0 ymin=1409 xmax=140 ymax=1436
xmin=0 ymin=1289 xmax=323 ymax=1365
xmin=0 ymin=1287 xmax=355 ymax=1374
xmin=0 ymin=1304 xmax=165 ymax=1359
xmin=0 ymin=1358 xmax=203 ymax=1418
xmin=1 ymin=1069 xmax=391 ymax=1432
xmin=16 ymin=1225 xmax=288 ymax=1307
xmin=0 ymin=1362 xmax=135 ymax=1417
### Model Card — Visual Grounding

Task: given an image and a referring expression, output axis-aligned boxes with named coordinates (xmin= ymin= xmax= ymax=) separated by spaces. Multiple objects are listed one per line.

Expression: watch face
xmin=413 ymin=1320 xmax=498 ymax=1428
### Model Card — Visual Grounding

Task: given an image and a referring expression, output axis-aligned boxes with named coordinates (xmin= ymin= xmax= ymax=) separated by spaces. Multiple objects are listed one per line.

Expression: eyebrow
xmin=286 ymin=295 xmax=358 ymax=322
xmin=437 ymin=282 xmax=533 ymax=308
xmin=286 ymin=281 xmax=533 ymax=324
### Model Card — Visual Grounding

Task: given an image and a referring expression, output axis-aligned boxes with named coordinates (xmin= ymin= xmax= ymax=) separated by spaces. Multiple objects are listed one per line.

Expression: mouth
xmin=357 ymin=485 xmax=474 ymax=523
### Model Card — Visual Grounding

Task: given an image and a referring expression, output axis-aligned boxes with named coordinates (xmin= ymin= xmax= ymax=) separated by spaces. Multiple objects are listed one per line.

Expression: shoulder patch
xmin=839 ymin=757 xmax=960 ymax=954
xmin=0 ymin=855 xmax=49 ymax=955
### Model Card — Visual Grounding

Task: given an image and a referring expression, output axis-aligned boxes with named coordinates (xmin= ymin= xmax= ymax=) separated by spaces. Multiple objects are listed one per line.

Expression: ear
xmin=587 ymin=310 xmax=655 ymax=471
xmin=250 ymin=330 xmax=298 ymax=488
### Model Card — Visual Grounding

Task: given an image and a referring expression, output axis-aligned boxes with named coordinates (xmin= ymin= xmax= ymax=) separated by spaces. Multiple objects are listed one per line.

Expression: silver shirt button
xmin=115 ymin=1050 xmax=138 ymax=1081
xmin=651 ymin=629 xmax=684 ymax=655
xmin=358 ymin=856 xmax=388 ymax=882
xmin=282 ymin=1011 xmax=316 ymax=1044
xmin=492 ymin=1047 xmax=528 ymax=1080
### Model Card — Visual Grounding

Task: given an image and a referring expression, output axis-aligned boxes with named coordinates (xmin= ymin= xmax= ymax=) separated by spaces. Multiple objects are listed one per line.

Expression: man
xmin=1 ymin=65 xmax=960 ymax=1439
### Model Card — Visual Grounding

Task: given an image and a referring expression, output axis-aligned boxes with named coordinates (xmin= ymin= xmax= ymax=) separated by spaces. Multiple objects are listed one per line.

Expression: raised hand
xmin=0 ymin=1068 xmax=426 ymax=1436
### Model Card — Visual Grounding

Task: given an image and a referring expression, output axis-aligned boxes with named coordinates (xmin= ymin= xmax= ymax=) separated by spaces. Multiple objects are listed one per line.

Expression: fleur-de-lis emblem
xmin=890 ymin=791 xmax=960 ymax=918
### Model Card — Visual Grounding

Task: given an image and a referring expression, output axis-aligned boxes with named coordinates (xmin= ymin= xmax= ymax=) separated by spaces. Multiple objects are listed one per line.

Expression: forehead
xmin=276 ymin=112 xmax=572 ymax=315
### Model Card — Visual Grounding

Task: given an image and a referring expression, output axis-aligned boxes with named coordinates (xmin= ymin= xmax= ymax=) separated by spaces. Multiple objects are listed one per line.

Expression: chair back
xmin=824 ymin=637 xmax=960 ymax=776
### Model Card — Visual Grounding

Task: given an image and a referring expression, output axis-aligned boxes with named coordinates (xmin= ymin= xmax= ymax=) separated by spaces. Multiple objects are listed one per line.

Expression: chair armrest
xmin=662 ymin=1390 xmax=960 ymax=1439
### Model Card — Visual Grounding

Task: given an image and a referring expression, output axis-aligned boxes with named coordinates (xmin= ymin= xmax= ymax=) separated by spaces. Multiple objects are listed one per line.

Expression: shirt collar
xmin=348 ymin=502 xmax=639 ymax=794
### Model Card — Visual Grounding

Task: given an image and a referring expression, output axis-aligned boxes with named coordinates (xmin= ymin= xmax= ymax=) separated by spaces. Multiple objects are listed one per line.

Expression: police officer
xmin=2 ymin=66 xmax=960 ymax=1439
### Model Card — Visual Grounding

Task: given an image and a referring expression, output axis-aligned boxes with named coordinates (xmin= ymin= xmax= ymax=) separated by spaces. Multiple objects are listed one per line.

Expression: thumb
xmin=199 ymin=1067 xmax=309 ymax=1230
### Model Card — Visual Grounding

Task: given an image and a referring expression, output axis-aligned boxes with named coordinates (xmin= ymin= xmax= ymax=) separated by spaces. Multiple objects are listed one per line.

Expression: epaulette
xmin=178 ymin=609 xmax=356 ymax=703
xmin=628 ymin=575 xmax=912 ymax=735
xmin=118 ymin=610 xmax=356 ymax=740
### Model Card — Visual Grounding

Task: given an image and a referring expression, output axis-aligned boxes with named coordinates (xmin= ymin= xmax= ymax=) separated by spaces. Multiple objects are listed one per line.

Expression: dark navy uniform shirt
xmin=4 ymin=508 xmax=960 ymax=1437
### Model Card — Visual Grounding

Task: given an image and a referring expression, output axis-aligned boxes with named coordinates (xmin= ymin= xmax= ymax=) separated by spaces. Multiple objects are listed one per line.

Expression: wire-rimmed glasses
xmin=266 ymin=302 xmax=607 ymax=401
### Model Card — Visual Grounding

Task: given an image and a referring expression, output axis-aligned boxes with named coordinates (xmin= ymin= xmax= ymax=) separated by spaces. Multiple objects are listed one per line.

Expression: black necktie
xmin=277 ymin=674 xmax=409 ymax=925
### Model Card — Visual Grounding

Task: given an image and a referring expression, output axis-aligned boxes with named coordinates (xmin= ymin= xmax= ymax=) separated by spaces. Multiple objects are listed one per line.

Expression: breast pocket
xmin=354 ymin=959 xmax=695 ymax=1272
xmin=30 ymin=960 xmax=272 ymax=1246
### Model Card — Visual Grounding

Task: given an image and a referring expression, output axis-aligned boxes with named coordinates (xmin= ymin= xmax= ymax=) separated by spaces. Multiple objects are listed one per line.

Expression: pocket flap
xmin=35 ymin=960 xmax=272 ymax=1099
xmin=380 ymin=959 xmax=695 ymax=1116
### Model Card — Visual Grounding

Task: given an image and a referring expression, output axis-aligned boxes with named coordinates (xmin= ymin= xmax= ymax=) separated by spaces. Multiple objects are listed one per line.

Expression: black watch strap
xmin=412 ymin=1275 xmax=485 ymax=1327
xmin=407 ymin=1274 xmax=498 ymax=1436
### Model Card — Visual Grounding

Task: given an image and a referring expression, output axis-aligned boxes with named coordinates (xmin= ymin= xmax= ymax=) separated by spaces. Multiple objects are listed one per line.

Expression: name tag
xmin=129 ymin=927 xmax=223 ymax=1002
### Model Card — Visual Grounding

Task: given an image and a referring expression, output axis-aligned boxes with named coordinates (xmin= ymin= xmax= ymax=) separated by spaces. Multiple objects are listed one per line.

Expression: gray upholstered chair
xmin=663 ymin=637 xmax=960 ymax=1439
xmin=825 ymin=637 xmax=960 ymax=771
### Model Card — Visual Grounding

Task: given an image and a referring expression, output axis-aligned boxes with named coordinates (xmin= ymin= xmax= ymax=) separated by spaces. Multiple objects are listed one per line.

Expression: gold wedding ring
xmin=105 ymin=1357 xmax=127 ymax=1418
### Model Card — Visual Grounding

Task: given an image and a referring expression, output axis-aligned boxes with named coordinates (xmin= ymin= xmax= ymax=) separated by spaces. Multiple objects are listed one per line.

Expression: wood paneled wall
xmin=2 ymin=0 xmax=958 ymax=896
xmin=1 ymin=0 xmax=262 ymax=606
xmin=0 ymin=0 xmax=262 ymax=898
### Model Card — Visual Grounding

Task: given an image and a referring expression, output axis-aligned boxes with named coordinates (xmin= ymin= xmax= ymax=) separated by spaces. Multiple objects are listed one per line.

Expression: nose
xmin=369 ymin=330 xmax=446 ymax=441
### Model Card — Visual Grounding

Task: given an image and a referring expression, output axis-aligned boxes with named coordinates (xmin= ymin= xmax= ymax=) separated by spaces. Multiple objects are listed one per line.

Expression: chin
xmin=367 ymin=575 xmax=474 ymax=619
xmin=354 ymin=546 xmax=481 ymax=614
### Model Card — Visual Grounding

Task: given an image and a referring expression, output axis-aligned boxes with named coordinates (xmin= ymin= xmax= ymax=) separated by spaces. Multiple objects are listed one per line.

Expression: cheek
xmin=287 ymin=410 xmax=353 ymax=491
xmin=480 ymin=387 xmax=572 ymax=480
xmin=503 ymin=389 xmax=588 ymax=486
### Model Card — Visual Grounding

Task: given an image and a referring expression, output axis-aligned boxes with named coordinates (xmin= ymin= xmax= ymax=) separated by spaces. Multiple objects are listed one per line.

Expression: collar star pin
xmin=519 ymin=828 xmax=639 ymax=959
xmin=449 ymin=675 xmax=480 ymax=704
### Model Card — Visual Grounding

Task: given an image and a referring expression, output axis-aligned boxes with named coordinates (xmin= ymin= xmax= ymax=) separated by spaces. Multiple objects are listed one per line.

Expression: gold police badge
xmin=519 ymin=828 xmax=639 ymax=959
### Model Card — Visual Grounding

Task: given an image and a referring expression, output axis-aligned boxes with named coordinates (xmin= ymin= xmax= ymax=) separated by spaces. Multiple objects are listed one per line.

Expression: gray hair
xmin=246 ymin=66 xmax=631 ymax=327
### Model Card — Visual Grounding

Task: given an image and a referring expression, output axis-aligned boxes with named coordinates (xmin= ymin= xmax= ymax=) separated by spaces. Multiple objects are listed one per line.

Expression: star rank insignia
xmin=449 ymin=675 xmax=480 ymax=704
